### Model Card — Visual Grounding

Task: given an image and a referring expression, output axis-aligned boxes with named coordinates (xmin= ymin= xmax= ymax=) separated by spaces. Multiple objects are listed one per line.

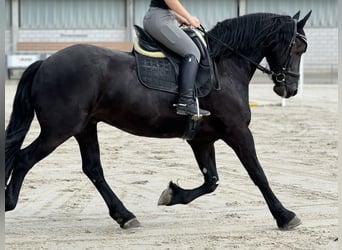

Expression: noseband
xmin=199 ymin=19 xmax=308 ymax=86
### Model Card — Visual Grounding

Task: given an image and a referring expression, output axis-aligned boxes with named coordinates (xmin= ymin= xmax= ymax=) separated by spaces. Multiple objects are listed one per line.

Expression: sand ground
xmin=5 ymin=82 xmax=337 ymax=249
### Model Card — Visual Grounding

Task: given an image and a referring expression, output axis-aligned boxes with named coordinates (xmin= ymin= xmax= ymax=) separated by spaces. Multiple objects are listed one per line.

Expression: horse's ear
xmin=292 ymin=11 xmax=300 ymax=20
xmin=298 ymin=10 xmax=312 ymax=29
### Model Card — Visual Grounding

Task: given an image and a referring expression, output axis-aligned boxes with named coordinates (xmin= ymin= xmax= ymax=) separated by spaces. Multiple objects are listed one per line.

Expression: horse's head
xmin=207 ymin=12 xmax=312 ymax=98
xmin=266 ymin=11 xmax=311 ymax=98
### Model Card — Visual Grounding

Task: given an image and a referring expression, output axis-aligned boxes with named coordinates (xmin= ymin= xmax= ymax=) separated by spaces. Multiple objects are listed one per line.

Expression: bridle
xmin=272 ymin=19 xmax=308 ymax=85
xmin=198 ymin=19 xmax=308 ymax=86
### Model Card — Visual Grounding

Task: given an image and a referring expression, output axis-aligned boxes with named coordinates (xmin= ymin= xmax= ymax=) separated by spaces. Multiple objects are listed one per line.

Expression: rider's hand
xmin=175 ymin=14 xmax=190 ymax=26
xmin=188 ymin=16 xmax=200 ymax=28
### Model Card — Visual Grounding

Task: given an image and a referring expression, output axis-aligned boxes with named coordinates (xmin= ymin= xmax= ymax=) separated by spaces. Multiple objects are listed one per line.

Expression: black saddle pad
xmin=135 ymin=52 xmax=179 ymax=93
xmin=135 ymin=52 xmax=215 ymax=97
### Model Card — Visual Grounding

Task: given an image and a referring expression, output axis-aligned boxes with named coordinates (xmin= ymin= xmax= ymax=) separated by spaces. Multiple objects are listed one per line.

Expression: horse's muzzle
xmin=273 ymin=83 xmax=298 ymax=98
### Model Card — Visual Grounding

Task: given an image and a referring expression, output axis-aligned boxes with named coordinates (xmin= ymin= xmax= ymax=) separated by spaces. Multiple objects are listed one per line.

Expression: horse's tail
xmin=5 ymin=60 xmax=43 ymax=184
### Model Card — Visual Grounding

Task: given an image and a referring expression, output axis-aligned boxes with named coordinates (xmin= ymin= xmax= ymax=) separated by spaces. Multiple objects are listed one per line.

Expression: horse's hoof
xmin=121 ymin=217 xmax=141 ymax=229
xmin=158 ymin=186 xmax=173 ymax=205
xmin=279 ymin=215 xmax=302 ymax=230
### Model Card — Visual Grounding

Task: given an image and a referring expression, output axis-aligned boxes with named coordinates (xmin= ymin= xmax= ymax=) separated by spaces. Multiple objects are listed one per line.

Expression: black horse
xmin=5 ymin=11 xmax=311 ymax=229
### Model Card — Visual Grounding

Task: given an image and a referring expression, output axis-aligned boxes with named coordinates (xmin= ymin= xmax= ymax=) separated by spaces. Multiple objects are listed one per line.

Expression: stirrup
xmin=175 ymin=98 xmax=210 ymax=119
xmin=191 ymin=114 xmax=203 ymax=121
xmin=192 ymin=98 xmax=204 ymax=120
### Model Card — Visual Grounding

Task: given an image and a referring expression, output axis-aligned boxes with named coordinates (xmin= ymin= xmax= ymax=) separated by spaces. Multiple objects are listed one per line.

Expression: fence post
xmin=298 ymin=57 xmax=304 ymax=98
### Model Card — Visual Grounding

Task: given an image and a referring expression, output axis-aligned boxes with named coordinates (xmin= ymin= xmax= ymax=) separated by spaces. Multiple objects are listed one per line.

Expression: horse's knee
xmin=250 ymin=170 xmax=268 ymax=188
xmin=82 ymin=165 xmax=104 ymax=183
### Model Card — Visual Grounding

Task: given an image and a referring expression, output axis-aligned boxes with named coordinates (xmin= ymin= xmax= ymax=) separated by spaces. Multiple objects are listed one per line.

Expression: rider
xmin=143 ymin=0 xmax=210 ymax=117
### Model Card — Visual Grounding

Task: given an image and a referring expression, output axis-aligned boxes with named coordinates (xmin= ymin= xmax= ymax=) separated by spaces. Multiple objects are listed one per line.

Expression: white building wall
xmin=18 ymin=29 xmax=126 ymax=43
xmin=4 ymin=0 xmax=338 ymax=78
xmin=12 ymin=27 xmax=337 ymax=72
xmin=304 ymin=27 xmax=338 ymax=71
xmin=5 ymin=30 xmax=12 ymax=53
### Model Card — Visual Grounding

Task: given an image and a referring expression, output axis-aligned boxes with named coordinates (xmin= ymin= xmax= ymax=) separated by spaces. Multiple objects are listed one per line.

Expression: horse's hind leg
xmin=158 ymin=140 xmax=219 ymax=205
xmin=75 ymin=123 xmax=140 ymax=229
xmin=5 ymin=132 xmax=68 ymax=211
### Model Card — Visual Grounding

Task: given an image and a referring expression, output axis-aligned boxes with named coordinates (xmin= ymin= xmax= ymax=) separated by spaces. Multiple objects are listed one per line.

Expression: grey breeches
xmin=143 ymin=7 xmax=201 ymax=62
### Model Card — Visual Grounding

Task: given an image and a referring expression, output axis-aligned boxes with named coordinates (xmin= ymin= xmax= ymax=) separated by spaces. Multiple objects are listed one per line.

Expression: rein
xmin=197 ymin=19 xmax=306 ymax=85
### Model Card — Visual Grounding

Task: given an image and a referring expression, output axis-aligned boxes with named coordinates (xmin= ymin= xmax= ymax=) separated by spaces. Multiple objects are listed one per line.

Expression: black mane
xmin=208 ymin=13 xmax=295 ymax=58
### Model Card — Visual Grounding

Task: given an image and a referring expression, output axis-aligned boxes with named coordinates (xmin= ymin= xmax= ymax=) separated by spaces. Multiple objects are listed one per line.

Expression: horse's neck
xmin=215 ymin=49 xmax=265 ymax=107
xmin=217 ymin=50 xmax=264 ymax=83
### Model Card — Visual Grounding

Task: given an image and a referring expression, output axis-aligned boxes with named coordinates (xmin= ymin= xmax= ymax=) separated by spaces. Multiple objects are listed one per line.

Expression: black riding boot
xmin=176 ymin=54 xmax=210 ymax=117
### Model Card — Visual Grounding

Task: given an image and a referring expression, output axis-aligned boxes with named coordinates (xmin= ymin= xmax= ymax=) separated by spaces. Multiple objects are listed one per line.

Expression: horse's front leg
xmin=223 ymin=126 xmax=301 ymax=230
xmin=158 ymin=140 xmax=219 ymax=205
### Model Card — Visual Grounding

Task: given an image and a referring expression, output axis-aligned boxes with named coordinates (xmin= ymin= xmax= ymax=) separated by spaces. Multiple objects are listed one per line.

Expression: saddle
xmin=133 ymin=25 xmax=219 ymax=97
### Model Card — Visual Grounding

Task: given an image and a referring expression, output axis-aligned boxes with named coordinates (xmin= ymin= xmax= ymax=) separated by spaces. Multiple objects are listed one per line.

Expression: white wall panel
xmin=183 ymin=0 xmax=238 ymax=29
xmin=20 ymin=0 xmax=126 ymax=29
xmin=246 ymin=0 xmax=337 ymax=27
xmin=6 ymin=0 xmax=11 ymax=29
xmin=133 ymin=0 xmax=237 ymax=29
xmin=133 ymin=0 xmax=149 ymax=27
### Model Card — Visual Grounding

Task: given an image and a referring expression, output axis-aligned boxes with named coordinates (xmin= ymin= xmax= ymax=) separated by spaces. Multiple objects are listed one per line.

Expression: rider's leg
xmin=176 ymin=54 xmax=210 ymax=116
xmin=143 ymin=8 xmax=210 ymax=116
